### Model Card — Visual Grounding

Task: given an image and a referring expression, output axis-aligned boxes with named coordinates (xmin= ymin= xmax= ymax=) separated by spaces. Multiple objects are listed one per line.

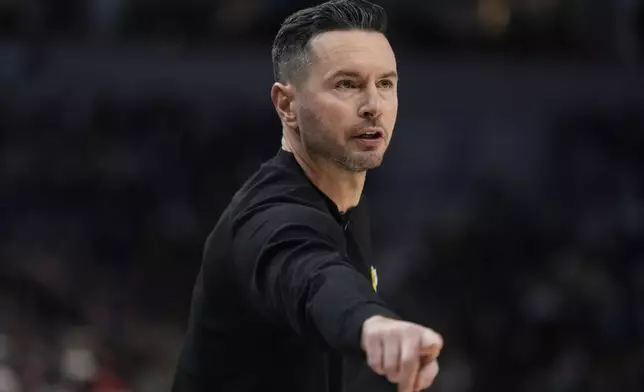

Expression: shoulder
xmin=228 ymin=159 xmax=341 ymax=240
xmin=232 ymin=194 xmax=341 ymax=242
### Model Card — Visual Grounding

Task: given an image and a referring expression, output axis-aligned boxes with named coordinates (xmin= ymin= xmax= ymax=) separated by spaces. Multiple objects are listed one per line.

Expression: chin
xmin=362 ymin=159 xmax=384 ymax=171
xmin=342 ymin=153 xmax=385 ymax=172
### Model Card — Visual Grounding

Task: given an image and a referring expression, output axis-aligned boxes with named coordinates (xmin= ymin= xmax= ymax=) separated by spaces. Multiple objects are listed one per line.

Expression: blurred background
xmin=1 ymin=0 xmax=644 ymax=391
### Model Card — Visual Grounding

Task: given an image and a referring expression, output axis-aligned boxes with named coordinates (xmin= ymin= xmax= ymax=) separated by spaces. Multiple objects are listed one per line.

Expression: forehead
xmin=308 ymin=30 xmax=396 ymax=77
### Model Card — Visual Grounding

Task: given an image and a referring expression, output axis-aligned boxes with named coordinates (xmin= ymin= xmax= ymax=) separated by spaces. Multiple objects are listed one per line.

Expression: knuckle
xmin=364 ymin=333 xmax=378 ymax=345
xmin=431 ymin=329 xmax=443 ymax=343
xmin=384 ymin=363 xmax=398 ymax=374
xmin=408 ymin=324 xmax=423 ymax=337
xmin=386 ymin=372 xmax=400 ymax=383
xmin=403 ymin=334 xmax=422 ymax=348
xmin=423 ymin=329 xmax=441 ymax=345
xmin=367 ymin=357 xmax=380 ymax=369
xmin=401 ymin=356 xmax=416 ymax=367
xmin=384 ymin=326 xmax=398 ymax=338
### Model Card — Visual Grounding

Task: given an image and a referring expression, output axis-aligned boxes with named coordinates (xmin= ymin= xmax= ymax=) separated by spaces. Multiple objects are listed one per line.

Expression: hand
xmin=360 ymin=315 xmax=443 ymax=392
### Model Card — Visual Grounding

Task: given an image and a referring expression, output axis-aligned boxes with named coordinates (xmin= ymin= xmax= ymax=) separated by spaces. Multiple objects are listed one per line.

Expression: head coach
xmin=171 ymin=1 xmax=443 ymax=391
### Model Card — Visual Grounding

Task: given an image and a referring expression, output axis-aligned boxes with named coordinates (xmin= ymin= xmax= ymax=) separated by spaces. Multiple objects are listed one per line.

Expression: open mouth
xmin=353 ymin=129 xmax=384 ymax=139
xmin=356 ymin=132 xmax=381 ymax=139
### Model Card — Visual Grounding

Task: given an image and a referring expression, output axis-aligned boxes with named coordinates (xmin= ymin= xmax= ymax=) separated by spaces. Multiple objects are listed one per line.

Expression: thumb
xmin=419 ymin=329 xmax=443 ymax=359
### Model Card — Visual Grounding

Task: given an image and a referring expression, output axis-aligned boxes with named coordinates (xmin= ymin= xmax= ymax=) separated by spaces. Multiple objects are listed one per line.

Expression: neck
xmin=282 ymin=134 xmax=365 ymax=213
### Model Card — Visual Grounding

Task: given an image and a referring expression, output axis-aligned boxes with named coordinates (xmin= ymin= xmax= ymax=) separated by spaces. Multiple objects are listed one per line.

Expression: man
xmin=171 ymin=1 xmax=443 ymax=391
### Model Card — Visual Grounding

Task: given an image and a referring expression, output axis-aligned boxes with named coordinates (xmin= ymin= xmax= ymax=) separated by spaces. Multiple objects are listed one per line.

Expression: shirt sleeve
xmin=231 ymin=203 xmax=398 ymax=354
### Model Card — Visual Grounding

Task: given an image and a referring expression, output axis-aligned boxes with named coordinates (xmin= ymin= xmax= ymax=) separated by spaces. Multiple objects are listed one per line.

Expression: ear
xmin=271 ymin=82 xmax=298 ymax=129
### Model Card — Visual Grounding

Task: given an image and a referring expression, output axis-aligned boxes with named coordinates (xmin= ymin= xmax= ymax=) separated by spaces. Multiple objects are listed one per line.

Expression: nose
xmin=359 ymin=86 xmax=382 ymax=120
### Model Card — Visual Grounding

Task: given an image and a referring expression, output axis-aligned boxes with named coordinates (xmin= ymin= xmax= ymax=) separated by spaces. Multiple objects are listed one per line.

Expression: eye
xmin=336 ymin=80 xmax=357 ymax=89
xmin=378 ymin=79 xmax=394 ymax=88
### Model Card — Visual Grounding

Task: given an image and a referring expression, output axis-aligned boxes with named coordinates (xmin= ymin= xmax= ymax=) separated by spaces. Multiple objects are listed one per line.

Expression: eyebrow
xmin=329 ymin=70 xmax=398 ymax=80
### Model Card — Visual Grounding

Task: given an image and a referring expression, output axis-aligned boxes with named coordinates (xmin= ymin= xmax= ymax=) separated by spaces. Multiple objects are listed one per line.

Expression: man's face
xmin=294 ymin=30 xmax=398 ymax=172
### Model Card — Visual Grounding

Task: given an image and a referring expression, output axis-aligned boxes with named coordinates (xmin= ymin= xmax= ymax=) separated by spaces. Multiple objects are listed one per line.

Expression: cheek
xmin=386 ymin=99 xmax=398 ymax=126
xmin=317 ymin=99 xmax=354 ymax=136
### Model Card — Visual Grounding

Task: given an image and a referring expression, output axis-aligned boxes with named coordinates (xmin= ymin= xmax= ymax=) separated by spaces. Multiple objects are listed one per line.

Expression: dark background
xmin=1 ymin=0 xmax=643 ymax=391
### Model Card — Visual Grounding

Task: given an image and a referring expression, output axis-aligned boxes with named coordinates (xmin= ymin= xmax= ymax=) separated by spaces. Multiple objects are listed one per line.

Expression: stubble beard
xmin=298 ymin=107 xmax=385 ymax=173
xmin=333 ymin=149 xmax=384 ymax=173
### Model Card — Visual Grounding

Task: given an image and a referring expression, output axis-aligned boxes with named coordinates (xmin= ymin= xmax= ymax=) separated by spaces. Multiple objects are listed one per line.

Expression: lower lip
xmin=353 ymin=136 xmax=384 ymax=148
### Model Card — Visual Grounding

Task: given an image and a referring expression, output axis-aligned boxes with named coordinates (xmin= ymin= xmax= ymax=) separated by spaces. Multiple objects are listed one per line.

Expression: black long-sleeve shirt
xmin=172 ymin=149 xmax=398 ymax=392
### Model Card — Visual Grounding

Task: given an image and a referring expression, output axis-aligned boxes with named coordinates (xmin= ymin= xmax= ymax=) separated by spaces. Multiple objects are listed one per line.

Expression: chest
xmin=341 ymin=215 xmax=376 ymax=289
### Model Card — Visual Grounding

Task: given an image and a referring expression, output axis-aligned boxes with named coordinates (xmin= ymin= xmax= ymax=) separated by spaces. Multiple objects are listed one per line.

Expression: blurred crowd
xmin=1 ymin=0 xmax=642 ymax=56
xmin=1 ymin=1 xmax=644 ymax=392
xmin=392 ymin=110 xmax=644 ymax=390
xmin=0 ymin=91 xmax=279 ymax=391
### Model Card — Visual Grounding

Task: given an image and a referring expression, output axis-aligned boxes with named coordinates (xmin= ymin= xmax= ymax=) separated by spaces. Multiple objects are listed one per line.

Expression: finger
xmin=414 ymin=360 xmax=439 ymax=391
xmin=420 ymin=329 xmax=443 ymax=359
xmin=419 ymin=344 xmax=440 ymax=360
xmin=365 ymin=336 xmax=385 ymax=375
xmin=396 ymin=337 xmax=421 ymax=392
xmin=383 ymin=333 xmax=401 ymax=382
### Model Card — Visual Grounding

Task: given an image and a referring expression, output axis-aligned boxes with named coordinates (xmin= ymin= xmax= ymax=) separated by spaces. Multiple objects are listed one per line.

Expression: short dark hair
xmin=271 ymin=0 xmax=388 ymax=84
